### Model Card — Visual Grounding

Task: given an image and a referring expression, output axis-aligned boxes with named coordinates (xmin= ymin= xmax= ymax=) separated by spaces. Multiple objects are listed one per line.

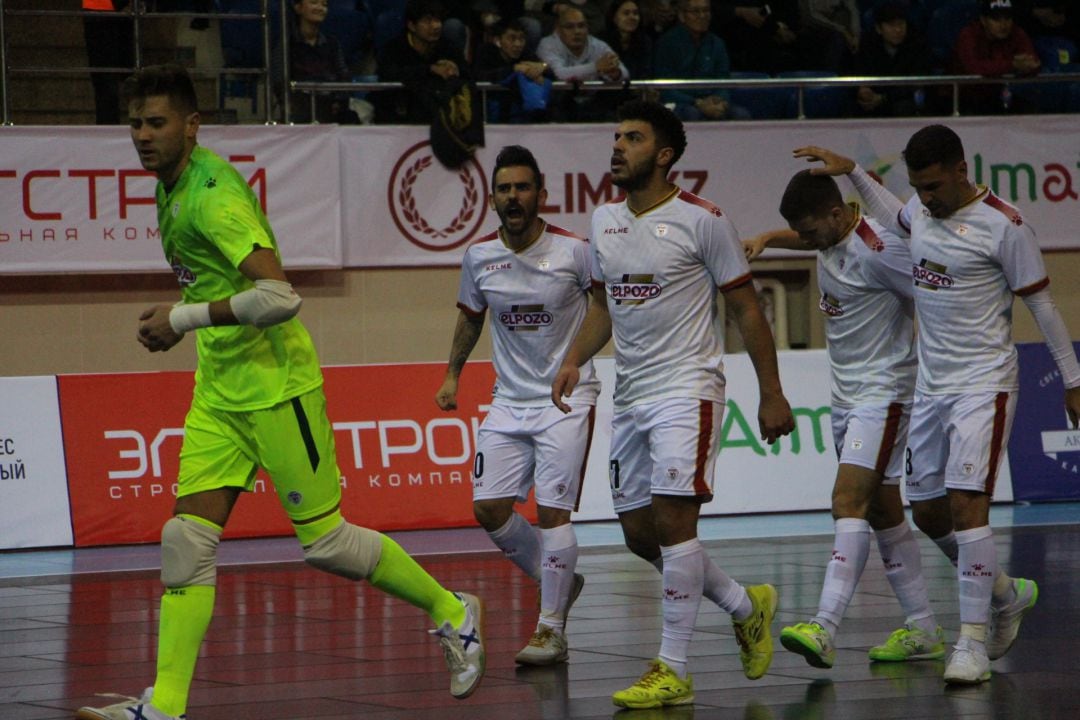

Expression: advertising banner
xmin=1008 ymin=342 xmax=1080 ymax=501
xmin=0 ymin=376 xmax=73 ymax=549
xmin=341 ymin=116 xmax=1080 ymax=267
xmin=58 ymin=363 xmax=530 ymax=547
xmin=0 ymin=125 xmax=342 ymax=274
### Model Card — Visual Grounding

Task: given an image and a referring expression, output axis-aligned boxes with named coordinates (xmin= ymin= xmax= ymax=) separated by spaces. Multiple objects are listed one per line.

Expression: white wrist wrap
xmin=229 ymin=278 xmax=302 ymax=328
xmin=169 ymin=302 xmax=213 ymax=335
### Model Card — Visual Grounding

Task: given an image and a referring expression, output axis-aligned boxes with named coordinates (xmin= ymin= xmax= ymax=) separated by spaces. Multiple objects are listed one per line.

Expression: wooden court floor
xmin=1 ymin=523 xmax=1078 ymax=719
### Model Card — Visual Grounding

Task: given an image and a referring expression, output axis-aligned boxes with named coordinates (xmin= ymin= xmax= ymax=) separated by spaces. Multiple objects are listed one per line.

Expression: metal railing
xmin=291 ymin=72 xmax=1080 ymax=123
xmin=0 ymin=0 xmax=284 ymax=125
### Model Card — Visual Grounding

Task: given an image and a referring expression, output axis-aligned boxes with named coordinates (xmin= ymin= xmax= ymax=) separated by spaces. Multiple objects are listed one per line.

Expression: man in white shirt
xmin=794 ymin=126 xmax=1080 ymax=685
xmin=553 ymin=100 xmax=795 ymax=709
xmin=436 ymin=145 xmax=597 ymax=666
xmin=537 ymin=5 xmax=628 ymax=120
xmin=745 ymin=170 xmax=953 ymax=670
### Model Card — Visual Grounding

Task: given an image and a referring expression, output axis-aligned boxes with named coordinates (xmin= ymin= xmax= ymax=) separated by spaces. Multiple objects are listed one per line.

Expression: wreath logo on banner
xmin=388 ymin=141 xmax=488 ymax=252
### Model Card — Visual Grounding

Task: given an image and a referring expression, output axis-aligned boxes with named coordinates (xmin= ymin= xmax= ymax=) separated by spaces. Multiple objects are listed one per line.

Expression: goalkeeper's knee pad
xmin=160 ymin=514 xmax=222 ymax=588
xmin=303 ymin=520 xmax=383 ymax=581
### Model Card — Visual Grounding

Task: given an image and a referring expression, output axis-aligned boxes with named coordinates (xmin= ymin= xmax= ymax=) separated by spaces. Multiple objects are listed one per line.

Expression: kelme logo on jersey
xmin=499 ymin=304 xmax=552 ymax=331
xmin=819 ymin=292 xmax=844 ymax=317
xmin=913 ymin=259 xmax=954 ymax=290
xmin=610 ymin=274 xmax=662 ymax=305
xmin=170 ymin=257 xmax=197 ymax=286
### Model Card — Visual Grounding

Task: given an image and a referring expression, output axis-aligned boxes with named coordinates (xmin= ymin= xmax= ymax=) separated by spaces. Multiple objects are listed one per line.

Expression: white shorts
xmin=608 ymin=397 xmax=724 ymax=514
xmin=831 ymin=402 xmax=909 ymax=484
xmin=472 ymin=402 xmax=595 ymax=511
xmin=904 ymin=390 xmax=1016 ymax=502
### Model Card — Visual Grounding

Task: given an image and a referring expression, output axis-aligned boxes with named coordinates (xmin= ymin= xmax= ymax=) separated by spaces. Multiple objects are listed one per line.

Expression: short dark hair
xmin=492 ymin=17 xmax=527 ymax=37
xmin=405 ymin=0 xmax=445 ymax=23
xmin=492 ymin=145 xmax=543 ymax=189
xmin=779 ymin=170 xmax=844 ymax=222
xmin=616 ymin=99 xmax=687 ymax=168
xmin=903 ymin=124 xmax=965 ymax=171
xmin=121 ymin=64 xmax=198 ymax=114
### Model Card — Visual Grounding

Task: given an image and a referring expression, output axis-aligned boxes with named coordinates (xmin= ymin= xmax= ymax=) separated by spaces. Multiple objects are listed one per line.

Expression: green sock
xmin=152 ymin=585 xmax=215 ymax=716
xmin=369 ymin=534 xmax=465 ymax=628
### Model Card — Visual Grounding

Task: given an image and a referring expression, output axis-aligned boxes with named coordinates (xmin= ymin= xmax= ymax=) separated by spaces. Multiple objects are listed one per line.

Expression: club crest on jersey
xmin=170 ymin=257 xmax=197 ymax=286
xmin=819 ymin=292 xmax=844 ymax=317
xmin=610 ymin=274 xmax=662 ymax=305
xmin=655 ymin=223 xmax=669 ymax=237
xmin=171 ymin=202 xmax=181 ymax=217
xmin=538 ymin=258 xmax=550 ymax=270
xmin=913 ymin=259 xmax=954 ymax=290
xmin=499 ymin=304 xmax=552 ymax=331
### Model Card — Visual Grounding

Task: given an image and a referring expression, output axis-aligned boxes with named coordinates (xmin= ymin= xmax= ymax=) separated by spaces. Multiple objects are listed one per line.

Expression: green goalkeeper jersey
xmin=158 ymin=145 xmax=322 ymax=411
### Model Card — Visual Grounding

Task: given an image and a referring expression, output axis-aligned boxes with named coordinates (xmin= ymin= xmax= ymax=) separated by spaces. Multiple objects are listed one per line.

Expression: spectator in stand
xmin=1024 ymin=2 xmax=1080 ymax=47
xmin=951 ymin=0 xmax=1040 ymax=114
xmin=525 ymin=0 xmax=607 ymax=35
xmin=713 ymin=0 xmax=805 ymax=74
xmin=599 ymin=0 xmax=654 ymax=81
xmin=537 ymin=5 xmax=628 ymax=121
xmin=800 ymin=0 xmax=860 ymax=71
xmin=375 ymin=0 xmax=471 ymax=123
xmin=474 ymin=18 xmax=554 ymax=121
xmin=849 ymin=1 xmax=934 ymax=117
xmin=654 ymin=0 xmax=751 ymax=120
xmin=83 ymin=0 xmax=134 ymax=125
xmin=273 ymin=0 xmax=361 ymax=124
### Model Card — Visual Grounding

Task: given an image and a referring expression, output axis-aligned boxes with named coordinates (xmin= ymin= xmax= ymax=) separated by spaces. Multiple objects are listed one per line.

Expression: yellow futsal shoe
xmin=780 ymin=621 xmax=836 ymax=668
xmin=868 ymin=624 xmax=946 ymax=662
xmin=733 ymin=584 xmax=779 ymax=679
xmin=611 ymin=659 xmax=694 ymax=709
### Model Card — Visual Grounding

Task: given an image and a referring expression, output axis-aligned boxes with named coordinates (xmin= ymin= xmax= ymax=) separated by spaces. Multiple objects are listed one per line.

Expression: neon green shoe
xmin=780 ymin=621 xmax=836 ymax=668
xmin=869 ymin=624 xmax=945 ymax=662
xmin=611 ymin=659 xmax=694 ymax=709
xmin=987 ymin=577 xmax=1038 ymax=660
xmin=733 ymin=584 xmax=779 ymax=679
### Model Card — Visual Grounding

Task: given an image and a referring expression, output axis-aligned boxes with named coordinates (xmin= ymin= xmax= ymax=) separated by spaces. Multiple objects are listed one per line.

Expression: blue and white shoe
xmin=76 ymin=687 xmax=184 ymax=720
xmin=431 ymin=592 xmax=486 ymax=699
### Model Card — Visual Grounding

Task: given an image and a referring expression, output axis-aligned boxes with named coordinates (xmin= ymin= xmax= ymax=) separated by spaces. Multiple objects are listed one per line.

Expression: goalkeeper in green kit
xmin=76 ymin=64 xmax=485 ymax=720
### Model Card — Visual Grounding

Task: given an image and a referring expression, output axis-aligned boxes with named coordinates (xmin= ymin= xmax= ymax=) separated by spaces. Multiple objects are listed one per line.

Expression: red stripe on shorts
xmin=874 ymin=402 xmax=904 ymax=476
xmin=694 ymin=400 xmax=713 ymax=497
xmin=572 ymin=406 xmax=597 ymax=513
xmin=985 ymin=392 xmax=1009 ymax=495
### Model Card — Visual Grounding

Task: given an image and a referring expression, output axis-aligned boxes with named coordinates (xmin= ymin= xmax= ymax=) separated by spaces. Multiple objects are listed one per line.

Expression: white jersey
xmin=818 ymin=208 xmax=916 ymax=407
xmin=458 ymin=222 xmax=600 ymax=407
xmin=590 ymin=187 xmax=751 ymax=409
xmin=899 ymin=187 xmax=1048 ymax=394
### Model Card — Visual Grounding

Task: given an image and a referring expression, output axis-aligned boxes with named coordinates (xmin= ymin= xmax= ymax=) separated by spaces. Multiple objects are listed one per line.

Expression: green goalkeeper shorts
xmin=177 ymin=386 xmax=342 ymax=525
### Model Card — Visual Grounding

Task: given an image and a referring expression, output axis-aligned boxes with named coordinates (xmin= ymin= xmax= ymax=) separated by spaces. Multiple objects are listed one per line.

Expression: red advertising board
xmin=59 ymin=363 xmax=532 ymax=547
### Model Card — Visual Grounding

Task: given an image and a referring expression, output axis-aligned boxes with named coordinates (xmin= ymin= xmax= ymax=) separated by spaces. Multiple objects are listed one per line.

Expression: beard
xmin=612 ymin=155 xmax=655 ymax=192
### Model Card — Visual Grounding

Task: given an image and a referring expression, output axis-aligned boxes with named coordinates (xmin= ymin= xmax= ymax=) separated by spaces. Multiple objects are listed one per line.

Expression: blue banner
xmin=1009 ymin=342 xmax=1080 ymax=501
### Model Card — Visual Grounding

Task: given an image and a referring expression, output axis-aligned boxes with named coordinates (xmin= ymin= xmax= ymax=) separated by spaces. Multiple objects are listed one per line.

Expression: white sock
xmin=487 ymin=512 xmax=541 ymax=582
xmin=538 ymin=523 xmax=579 ymax=631
xmin=658 ymin=538 xmax=705 ymax=678
xmin=956 ymin=526 xmax=996 ymax=628
xmin=875 ymin=522 xmax=936 ymax=634
xmin=811 ymin=517 xmax=871 ymax=639
xmin=653 ymin=553 xmax=750 ymax=619
xmin=932 ymin=530 xmax=959 ymax=567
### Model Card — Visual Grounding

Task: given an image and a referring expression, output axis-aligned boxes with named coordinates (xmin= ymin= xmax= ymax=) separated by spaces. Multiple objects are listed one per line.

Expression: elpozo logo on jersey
xmin=912 ymin=259 xmax=954 ymax=290
xmin=499 ymin=304 xmax=552 ymax=332
xmin=818 ymin=292 xmax=844 ymax=317
xmin=610 ymin=274 xmax=662 ymax=305
xmin=387 ymin=141 xmax=488 ymax=252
